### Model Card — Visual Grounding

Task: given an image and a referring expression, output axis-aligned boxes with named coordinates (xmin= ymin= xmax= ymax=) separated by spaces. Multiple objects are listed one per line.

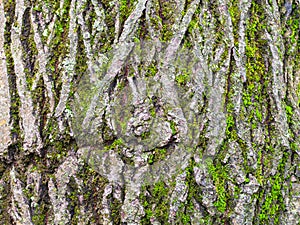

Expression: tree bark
xmin=0 ymin=0 xmax=300 ymax=224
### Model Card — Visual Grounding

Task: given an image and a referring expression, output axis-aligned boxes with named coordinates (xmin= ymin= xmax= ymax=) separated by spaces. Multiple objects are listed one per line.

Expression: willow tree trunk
xmin=0 ymin=0 xmax=300 ymax=224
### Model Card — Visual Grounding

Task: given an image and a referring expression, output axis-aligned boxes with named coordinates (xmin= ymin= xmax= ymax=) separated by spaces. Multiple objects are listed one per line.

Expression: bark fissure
xmin=0 ymin=0 xmax=300 ymax=224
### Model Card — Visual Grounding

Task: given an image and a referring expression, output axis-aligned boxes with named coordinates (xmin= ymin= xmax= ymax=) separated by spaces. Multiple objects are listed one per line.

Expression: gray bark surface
xmin=0 ymin=0 xmax=300 ymax=224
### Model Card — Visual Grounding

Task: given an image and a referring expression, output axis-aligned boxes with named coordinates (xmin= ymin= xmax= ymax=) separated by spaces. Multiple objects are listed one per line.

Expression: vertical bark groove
xmin=0 ymin=0 xmax=299 ymax=224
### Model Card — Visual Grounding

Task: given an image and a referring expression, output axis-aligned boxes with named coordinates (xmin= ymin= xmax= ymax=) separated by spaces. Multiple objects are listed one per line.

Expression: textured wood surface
xmin=0 ymin=0 xmax=299 ymax=224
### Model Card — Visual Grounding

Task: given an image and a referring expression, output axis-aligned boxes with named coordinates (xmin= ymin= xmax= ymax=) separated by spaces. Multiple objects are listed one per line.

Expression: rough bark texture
xmin=0 ymin=0 xmax=300 ymax=224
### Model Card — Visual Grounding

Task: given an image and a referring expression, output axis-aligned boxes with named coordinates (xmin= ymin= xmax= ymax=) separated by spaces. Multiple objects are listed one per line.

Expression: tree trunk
xmin=0 ymin=0 xmax=300 ymax=224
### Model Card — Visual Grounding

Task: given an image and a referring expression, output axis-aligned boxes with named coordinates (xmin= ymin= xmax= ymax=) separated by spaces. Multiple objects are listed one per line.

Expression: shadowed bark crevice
xmin=0 ymin=0 xmax=300 ymax=224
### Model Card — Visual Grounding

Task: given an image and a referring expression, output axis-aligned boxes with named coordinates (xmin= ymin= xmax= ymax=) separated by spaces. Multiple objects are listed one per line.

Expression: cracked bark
xmin=0 ymin=0 xmax=300 ymax=224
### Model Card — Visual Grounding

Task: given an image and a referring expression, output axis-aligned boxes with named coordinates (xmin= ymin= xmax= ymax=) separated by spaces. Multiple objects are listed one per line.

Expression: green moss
xmin=258 ymin=149 xmax=287 ymax=224
xmin=116 ymin=79 xmax=126 ymax=90
xmin=182 ymin=10 xmax=200 ymax=49
xmin=175 ymin=159 xmax=203 ymax=224
xmin=225 ymin=114 xmax=235 ymax=138
xmin=256 ymin=108 xmax=263 ymax=122
xmin=259 ymin=174 xmax=285 ymax=223
xmin=76 ymin=163 xmax=109 ymax=223
xmin=242 ymin=91 xmax=252 ymax=107
xmin=161 ymin=24 xmax=173 ymax=42
xmin=66 ymin=177 xmax=79 ymax=224
xmin=119 ymin=0 xmax=136 ymax=24
xmin=47 ymin=0 xmax=71 ymax=105
xmin=31 ymin=212 xmax=46 ymax=225
xmin=102 ymin=138 xmax=127 ymax=164
xmin=93 ymin=2 xmax=115 ymax=51
xmin=110 ymin=197 xmax=122 ymax=224
xmin=256 ymin=149 xmax=264 ymax=185
xmin=150 ymin=107 xmax=156 ymax=117
xmin=169 ymin=120 xmax=177 ymax=135
xmin=287 ymin=17 xmax=299 ymax=44
xmin=175 ymin=69 xmax=190 ymax=86
xmin=206 ymin=159 xmax=229 ymax=213
xmin=285 ymin=104 xmax=293 ymax=123
xmin=241 ymin=3 xmax=271 ymax=186
xmin=147 ymin=153 xmax=154 ymax=164
xmin=145 ymin=63 xmax=158 ymax=77
xmin=188 ymin=18 xmax=198 ymax=34
xmin=147 ymin=148 xmax=167 ymax=165
xmin=31 ymin=75 xmax=50 ymax=121
xmin=141 ymin=131 xmax=151 ymax=140
xmin=20 ymin=8 xmax=38 ymax=92
xmin=74 ymin=27 xmax=88 ymax=80
xmin=177 ymin=202 xmax=191 ymax=224
xmin=228 ymin=0 xmax=240 ymax=45
xmin=30 ymin=178 xmax=50 ymax=225
xmin=3 ymin=0 xmax=23 ymax=154
xmin=43 ymin=118 xmax=74 ymax=168
xmin=140 ymin=180 xmax=170 ymax=224
xmin=149 ymin=15 xmax=162 ymax=33
xmin=244 ymin=1 xmax=268 ymax=91
xmin=158 ymin=0 xmax=176 ymax=42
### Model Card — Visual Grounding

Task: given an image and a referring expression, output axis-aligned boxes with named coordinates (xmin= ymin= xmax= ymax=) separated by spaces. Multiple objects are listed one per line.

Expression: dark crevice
xmin=253 ymin=186 xmax=264 ymax=224
xmin=85 ymin=1 xmax=96 ymax=40
xmin=118 ymin=0 xmax=139 ymax=40
xmin=32 ymin=76 xmax=48 ymax=140
xmin=138 ymin=7 xmax=148 ymax=39
xmin=48 ymin=0 xmax=71 ymax=107
xmin=4 ymin=0 xmax=22 ymax=162
xmin=67 ymin=177 xmax=78 ymax=223
xmin=224 ymin=46 xmax=234 ymax=112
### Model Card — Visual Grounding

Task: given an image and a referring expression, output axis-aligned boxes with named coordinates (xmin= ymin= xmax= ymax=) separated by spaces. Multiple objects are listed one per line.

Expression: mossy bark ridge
xmin=0 ymin=0 xmax=299 ymax=224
